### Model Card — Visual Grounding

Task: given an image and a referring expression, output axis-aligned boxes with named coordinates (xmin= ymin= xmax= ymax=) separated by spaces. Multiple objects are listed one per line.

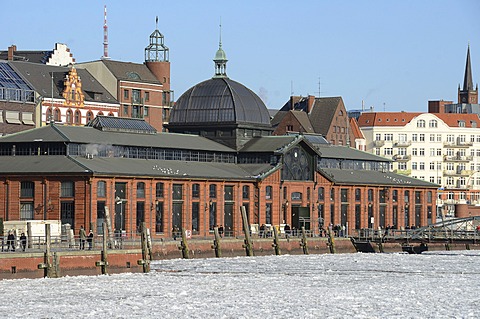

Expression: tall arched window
xmin=417 ymin=119 xmax=425 ymax=128
xmin=54 ymin=109 xmax=61 ymax=122
xmin=74 ymin=110 xmax=81 ymax=124
xmin=46 ymin=108 xmax=52 ymax=122
xmin=266 ymin=186 xmax=273 ymax=200
xmin=429 ymin=119 xmax=438 ymax=128
xmin=66 ymin=109 xmax=73 ymax=124
xmin=137 ymin=182 xmax=145 ymax=198
xmin=86 ymin=111 xmax=94 ymax=123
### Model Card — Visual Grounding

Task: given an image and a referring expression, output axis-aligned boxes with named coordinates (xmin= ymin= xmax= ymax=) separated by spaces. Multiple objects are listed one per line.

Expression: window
xmin=132 ymin=89 xmax=141 ymax=104
xmin=447 ymin=134 xmax=454 ymax=143
xmin=398 ymin=162 xmax=407 ymax=170
xmin=156 ymin=202 xmax=164 ymax=233
xmin=458 ymin=120 xmax=465 ymax=127
xmin=20 ymin=202 xmax=34 ymax=220
xmin=330 ymin=188 xmax=335 ymax=201
xmin=392 ymin=190 xmax=398 ymax=202
xmin=436 ymin=134 xmax=442 ymax=142
xmin=375 ymin=133 xmax=381 ymax=141
xmin=66 ymin=110 xmax=73 ymax=124
xmin=144 ymin=106 xmax=148 ymax=117
xmin=318 ymin=187 xmax=324 ymax=201
xmin=398 ymin=148 xmax=407 ymax=156
xmin=368 ymin=189 xmax=374 ymax=202
xmin=54 ymin=109 xmax=61 ymax=122
xmin=429 ymin=162 xmax=435 ymax=170
xmin=419 ymin=148 xmax=425 ymax=156
xmin=209 ymin=184 xmax=217 ymax=198
xmin=123 ymin=89 xmax=129 ymax=99
xmin=384 ymin=148 xmax=393 ymax=156
xmin=145 ymin=92 xmax=150 ymax=102
xmin=242 ymin=186 xmax=250 ymax=200
xmin=123 ymin=104 xmax=129 ymax=116
xmin=429 ymin=120 xmax=437 ymax=128
xmin=412 ymin=134 xmax=417 ymax=142
xmin=266 ymin=186 xmax=272 ymax=200
xmin=292 ymin=192 xmax=302 ymax=200
xmin=224 ymin=186 xmax=234 ymax=201
xmin=412 ymin=162 xmax=418 ymax=170
xmin=156 ymin=182 xmax=164 ymax=198
xmin=429 ymin=134 xmax=435 ymax=142
xmin=341 ymin=189 xmax=348 ymax=202
xmin=86 ymin=111 xmax=93 ymax=123
xmin=419 ymin=162 xmax=425 ymax=170
xmin=192 ymin=202 xmax=199 ymax=232
xmin=419 ymin=134 xmax=425 ymax=142
xmin=137 ymin=182 xmax=145 ymax=198
xmin=46 ymin=108 xmax=53 ymax=122
xmin=417 ymin=119 xmax=425 ymax=128
xmin=355 ymin=188 xmax=361 ymax=201
xmin=20 ymin=181 xmax=34 ymax=198
xmin=192 ymin=183 xmax=200 ymax=198
xmin=437 ymin=148 xmax=442 ymax=156
xmin=97 ymin=181 xmax=106 ymax=198
xmin=398 ymin=134 xmax=407 ymax=142
xmin=173 ymin=184 xmax=183 ymax=200
xmin=384 ymin=134 xmax=393 ymax=141
xmin=75 ymin=110 xmax=81 ymax=124
xmin=430 ymin=148 xmax=435 ymax=156
xmin=412 ymin=148 xmax=418 ymax=156
xmin=61 ymin=181 xmax=74 ymax=197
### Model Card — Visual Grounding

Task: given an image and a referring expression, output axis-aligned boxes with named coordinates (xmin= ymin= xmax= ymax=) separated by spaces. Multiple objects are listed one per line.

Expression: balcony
xmin=443 ymin=141 xmax=473 ymax=148
xmin=392 ymin=154 xmax=411 ymax=162
xmin=443 ymin=155 xmax=473 ymax=162
xmin=393 ymin=169 xmax=411 ymax=176
xmin=443 ymin=170 xmax=474 ymax=177
xmin=373 ymin=140 xmax=385 ymax=147
xmin=393 ymin=140 xmax=412 ymax=147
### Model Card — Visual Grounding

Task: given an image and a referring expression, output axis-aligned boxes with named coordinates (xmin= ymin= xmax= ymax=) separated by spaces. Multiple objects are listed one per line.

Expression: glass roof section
xmin=0 ymin=62 xmax=34 ymax=102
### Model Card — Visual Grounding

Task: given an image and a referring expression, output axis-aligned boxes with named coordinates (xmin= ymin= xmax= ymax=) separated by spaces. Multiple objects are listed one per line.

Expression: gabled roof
xmin=291 ymin=110 xmax=314 ymax=133
xmin=100 ymin=60 xmax=161 ymax=84
xmin=0 ymin=155 xmax=271 ymax=181
xmin=0 ymin=124 xmax=235 ymax=152
xmin=309 ymin=97 xmax=343 ymax=135
xmin=9 ymin=61 xmax=117 ymax=104
xmin=0 ymin=51 xmax=52 ymax=64
xmin=357 ymin=112 xmax=422 ymax=127
xmin=315 ymin=144 xmax=391 ymax=162
xmin=318 ymin=168 xmax=438 ymax=188
xmin=434 ymin=113 xmax=480 ymax=128
xmin=349 ymin=117 xmax=364 ymax=139
xmin=87 ymin=116 xmax=157 ymax=134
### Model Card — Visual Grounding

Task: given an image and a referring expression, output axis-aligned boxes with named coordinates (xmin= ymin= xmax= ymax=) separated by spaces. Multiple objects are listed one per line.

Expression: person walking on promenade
xmin=87 ymin=230 xmax=94 ymax=250
xmin=20 ymin=233 xmax=27 ymax=252
xmin=7 ymin=231 xmax=15 ymax=252
xmin=79 ymin=226 xmax=86 ymax=250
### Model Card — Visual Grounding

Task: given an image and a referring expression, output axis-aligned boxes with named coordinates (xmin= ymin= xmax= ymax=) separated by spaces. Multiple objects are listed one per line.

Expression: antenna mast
xmin=102 ymin=5 xmax=110 ymax=59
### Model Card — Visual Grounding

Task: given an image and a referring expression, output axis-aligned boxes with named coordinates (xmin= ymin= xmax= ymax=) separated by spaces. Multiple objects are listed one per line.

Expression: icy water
xmin=1 ymin=251 xmax=479 ymax=318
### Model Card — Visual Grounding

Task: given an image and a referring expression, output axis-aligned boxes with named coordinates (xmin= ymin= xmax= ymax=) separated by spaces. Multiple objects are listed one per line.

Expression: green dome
xmin=214 ymin=47 xmax=227 ymax=61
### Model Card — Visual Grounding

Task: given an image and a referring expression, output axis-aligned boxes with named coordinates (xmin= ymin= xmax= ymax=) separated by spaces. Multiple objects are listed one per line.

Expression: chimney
xmin=290 ymin=95 xmax=295 ymax=110
xmin=307 ymin=95 xmax=315 ymax=113
xmin=8 ymin=45 xmax=17 ymax=60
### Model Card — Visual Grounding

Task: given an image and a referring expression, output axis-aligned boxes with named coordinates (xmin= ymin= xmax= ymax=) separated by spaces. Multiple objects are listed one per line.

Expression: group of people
xmin=3 ymin=231 xmax=27 ymax=252
xmin=79 ymin=226 xmax=94 ymax=250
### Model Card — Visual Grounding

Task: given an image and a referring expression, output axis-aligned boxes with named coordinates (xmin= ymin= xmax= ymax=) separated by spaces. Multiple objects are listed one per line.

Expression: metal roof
xmin=169 ymin=77 xmax=271 ymax=127
xmin=0 ymin=124 xmax=235 ymax=152
xmin=315 ymin=144 xmax=391 ymax=162
xmin=239 ymin=136 xmax=298 ymax=152
xmin=0 ymin=155 xmax=272 ymax=180
xmin=318 ymin=168 xmax=438 ymax=188
xmin=86 ymin=116 xmax=157 ymax=134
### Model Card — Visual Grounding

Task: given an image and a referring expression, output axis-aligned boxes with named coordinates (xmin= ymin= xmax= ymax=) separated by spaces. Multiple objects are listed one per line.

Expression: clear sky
xmin=2 ymin=0 xmax=479 ymax=112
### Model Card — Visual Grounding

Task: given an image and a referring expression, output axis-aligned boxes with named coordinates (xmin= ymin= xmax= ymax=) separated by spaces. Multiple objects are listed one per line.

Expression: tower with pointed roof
xmin=458 ymin=44 xmax=478 ymax=104
xmin=144 ymin=17 xmax=170 ymax=93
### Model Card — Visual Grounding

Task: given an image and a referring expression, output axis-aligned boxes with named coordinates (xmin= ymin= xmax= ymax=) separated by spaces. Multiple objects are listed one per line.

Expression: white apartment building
xmin=358 ymin=112 xmax=480 ymax=216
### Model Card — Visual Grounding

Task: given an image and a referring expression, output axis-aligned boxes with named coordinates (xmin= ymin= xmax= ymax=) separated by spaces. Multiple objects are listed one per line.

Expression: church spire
xmin=463 ymin=44 xmax=474 ymax=91
xmin=458 ymin=44 xmax=478 ymax=104
xmin=213 ymin=19 xmax=228 ymax=78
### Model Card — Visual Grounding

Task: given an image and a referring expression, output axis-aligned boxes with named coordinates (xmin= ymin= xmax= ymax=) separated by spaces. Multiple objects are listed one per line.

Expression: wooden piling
xmin=137 ymin=222 xmax=151 ymax=272
xmin=95 ymin=222 xmax=109 ymax=275
xmin=179 ymin=228 xmax=190 ymax=259
xmin=212 ymin=227 xmax=222 ymax=258
xmin=104 ymin=206 xmax=115 ymax=249
xmin=240 ymin=206 xmax=254 ymax=256
xmin=38 ymin=224 xmax=57 ymax=278
xmin=272 ymin=225 xmax=281 ymax=255
xmin=300 ymin=226 xmax=309 ymax=255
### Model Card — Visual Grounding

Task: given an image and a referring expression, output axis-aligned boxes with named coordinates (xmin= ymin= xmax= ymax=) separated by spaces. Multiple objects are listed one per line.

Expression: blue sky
xmin=2 ymin=0 xmax=479 ymax=111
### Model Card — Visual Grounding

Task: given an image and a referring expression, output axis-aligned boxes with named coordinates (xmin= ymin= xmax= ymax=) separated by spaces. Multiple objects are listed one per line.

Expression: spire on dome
xmin=213 ymin=19 xmax=228 ymax=78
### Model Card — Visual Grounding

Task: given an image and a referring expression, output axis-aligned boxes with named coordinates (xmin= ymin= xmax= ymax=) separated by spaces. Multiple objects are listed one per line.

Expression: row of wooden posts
xmin=37 ymin=207 xmax=338 ymax=278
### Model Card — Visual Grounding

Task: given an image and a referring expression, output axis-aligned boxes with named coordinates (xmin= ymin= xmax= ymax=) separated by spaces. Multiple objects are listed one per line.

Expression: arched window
xmin=156 ymin=182 xmax=164 ymax=198
xmin=97 ymin=111 xmax=104 ymax=116
xmin=318 ymin=187 xmax=325 ymax=201
xmin=192 ymin=183 xmax=200 ymax=198
xmin=74 ymin=110 xmax=81 ymax=124
xmin=209 ymin=184 xmax=217 ymax=198
xmin=266 ymin=186 xmax=273 ymax=200
xmin=46 ymin=108 xmax=52 ymax=122
xmin=86 ymin=111 xmax=94 ymax=123
xmin=66 ymin=109 xmax=73 ymax=124
xmin=97 ymin=181 xmax=106 ymax=197
xmin=242 ymin=185 xmax=250 ymax=200
xmin=108 ymin=112 xmax=114 ymax=117
xmin=137 ymin=182 xmax=145 ymax=198
xmin=417 ymin=119 xmax=425 ymax=128
xmin=429 ymin=119 xmax=437 ymax=128
xmin=54 ymin=108 xmax=61 ymax=122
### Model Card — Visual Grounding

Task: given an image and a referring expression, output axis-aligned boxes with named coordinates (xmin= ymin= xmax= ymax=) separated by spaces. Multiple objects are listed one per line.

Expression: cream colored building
xmin=358 ymin=111 xmax=480 ymax=216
